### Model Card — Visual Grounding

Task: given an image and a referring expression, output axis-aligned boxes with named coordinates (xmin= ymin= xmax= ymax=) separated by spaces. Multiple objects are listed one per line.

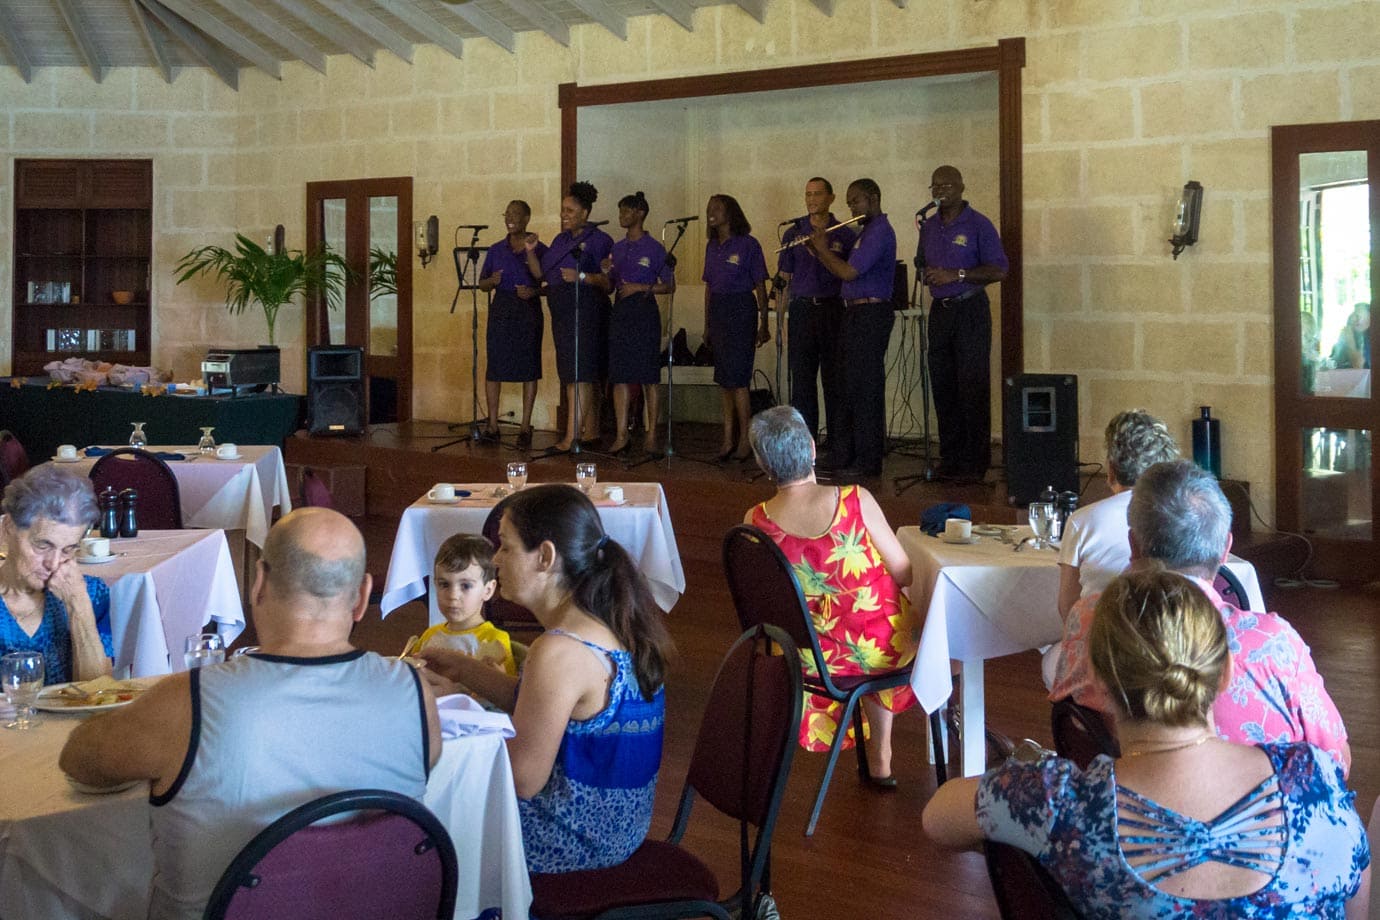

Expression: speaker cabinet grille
xmin=308 ymin=346 xmax=364 ymax=436
xmin=1003 ymin=373 xmax=1079 ymax=505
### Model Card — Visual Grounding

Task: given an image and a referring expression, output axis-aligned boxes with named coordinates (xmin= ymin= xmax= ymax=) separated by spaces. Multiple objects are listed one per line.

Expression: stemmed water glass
xmin=2 ymin=651 xmax=45 ymax=730
xmin=575 ymin=463 xmax=597 ymax=495
xmin=1028 ymin=502 xmax=1056 ymax=550
xmin=128 ymin=421 xmax=148 ymax=449
xmin=184 ymin=633 xmax=226 ymax=670
xmin=197 ymin=427 xmax=216 ymax=456
xmin=507 ymin=461 xmax=528 ymax=493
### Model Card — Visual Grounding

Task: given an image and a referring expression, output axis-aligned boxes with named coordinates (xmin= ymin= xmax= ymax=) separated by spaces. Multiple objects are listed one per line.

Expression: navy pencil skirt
xmin=708 ymin=291 xmax=758 ymax=388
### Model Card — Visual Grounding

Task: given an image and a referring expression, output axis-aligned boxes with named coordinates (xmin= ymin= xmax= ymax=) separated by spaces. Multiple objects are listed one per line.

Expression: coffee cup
xmin=429 ymin=483 xmax=456 ymax=502
xmin=943 ymin=518 xmax=972 ymax=542
xmin=215 ymin=442 xmax=239 ymax=459
xmin=80 ymin=536 xmax=111 ymax=558
xmin=57 ymin=444 xmax=78 ymax=460
xmin=603 ymin=485 xmax=624 ymax=503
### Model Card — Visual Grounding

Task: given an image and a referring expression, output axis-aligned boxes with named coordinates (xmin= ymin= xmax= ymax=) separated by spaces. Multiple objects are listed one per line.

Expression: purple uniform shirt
xmin=920 ymin=202 xmax=1008 ymax=300
xmin=702 ymin=234 xmax=769 ymax=295
xmin=609 ymin=234 xmax=673 ymax=290
xmin=539 ymin=227 xmax=615 ymax=287
xmin=482 ymin=238 xmax=545 ymax=295
xmin=777 ymin=215 xmax=856 ymax=299
xmin=840 ymin=213 xmax=896 ymax=302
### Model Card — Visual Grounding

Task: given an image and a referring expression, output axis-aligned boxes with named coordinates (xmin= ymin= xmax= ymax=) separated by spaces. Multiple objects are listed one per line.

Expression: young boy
xmin=408 ymin=534 xmax=517 ymax=676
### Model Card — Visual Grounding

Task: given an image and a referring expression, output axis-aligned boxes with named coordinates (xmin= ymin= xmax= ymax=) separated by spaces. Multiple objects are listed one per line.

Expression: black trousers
xmin=786 ymin=295 xmax=843 ymax=440
xmin=832 ymin=302 xmax=894 ymax=473
xmin=927 ymin=290 xmax=991 ymax=474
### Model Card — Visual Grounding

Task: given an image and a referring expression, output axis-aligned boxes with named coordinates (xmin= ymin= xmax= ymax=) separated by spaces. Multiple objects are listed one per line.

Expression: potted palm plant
xmin=174 ymin=234 xmax=351 ymax=346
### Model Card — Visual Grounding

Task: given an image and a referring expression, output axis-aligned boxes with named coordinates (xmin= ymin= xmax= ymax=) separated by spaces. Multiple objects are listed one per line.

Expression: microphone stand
xmin=893 ymin=207 xmax=938 ymax=492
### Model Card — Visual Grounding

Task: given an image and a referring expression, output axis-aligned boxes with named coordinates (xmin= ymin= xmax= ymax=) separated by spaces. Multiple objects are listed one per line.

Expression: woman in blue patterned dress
xmin=923 ymin=569 xmax=1370 ymax=919
xmin=0 ymin=467 xmax=113 ymax=684
xmin=418 ymin=484 xmax=672 ymax=873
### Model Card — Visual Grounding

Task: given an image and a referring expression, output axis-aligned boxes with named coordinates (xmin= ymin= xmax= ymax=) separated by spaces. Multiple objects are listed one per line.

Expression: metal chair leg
xmin=929 ymin=709 xmax=948 ymax=786
xmin=804 ymin=695 xmax=862 ymax=836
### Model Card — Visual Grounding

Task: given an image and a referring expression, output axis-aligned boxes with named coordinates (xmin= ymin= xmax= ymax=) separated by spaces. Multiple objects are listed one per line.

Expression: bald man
xmin=62 ymin=508 xmax=441 ymax=920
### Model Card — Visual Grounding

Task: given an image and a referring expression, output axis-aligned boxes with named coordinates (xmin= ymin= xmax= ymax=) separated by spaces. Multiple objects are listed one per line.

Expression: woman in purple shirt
xmin=602 ymin=191 xmax=675 ymax=455
xmin=525 ymin=181 xmax=614 ymax=452
xmin=478 ymin=200 xmax=546 ymax=447
xmin=702 ymin=194 xmax=769 ymax=462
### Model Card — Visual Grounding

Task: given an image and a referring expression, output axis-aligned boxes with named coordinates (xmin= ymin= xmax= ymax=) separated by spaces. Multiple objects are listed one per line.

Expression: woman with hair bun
xmin=924 ymin=569 xmax=1371 ymax=919
xmin=602 ymin=191 xmax=674 ymax=454
xmin=418 ymin=484 xmax=672 ymax=874
xmin=526 ymin=181 xmax=615 ymax=451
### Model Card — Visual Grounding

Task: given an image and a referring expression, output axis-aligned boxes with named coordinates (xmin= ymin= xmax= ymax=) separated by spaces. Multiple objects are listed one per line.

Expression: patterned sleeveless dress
xmin=750 ymin=485 xmax=919 ymax=752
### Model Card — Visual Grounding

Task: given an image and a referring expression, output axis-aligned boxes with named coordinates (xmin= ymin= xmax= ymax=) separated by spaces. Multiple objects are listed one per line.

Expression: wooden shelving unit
xmin=11 ymin=159 xmax=153 ymax=375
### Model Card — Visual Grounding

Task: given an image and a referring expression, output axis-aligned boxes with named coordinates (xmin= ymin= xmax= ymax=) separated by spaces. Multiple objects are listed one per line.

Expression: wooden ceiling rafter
xmin=438 ymin=2 xmax=518 ymax=54
xmin=315 ymin=0 xmax=414 ymax=64
xmin=644 ymin=0 xmax=695 ymax=32
xmin=569 ymin=0 xmax=626 ymax=40
xmin=371 ymin=0 xmax=468 ymax=61
xmin=496 ymin=0 xmax=570 ymax=47
xmin=263 ymin=0 xmax=377 ymax=67
xmin=154 ymin=0 xmax=283 ymax=78
xmin=128 ymin=0 xmax=177 ymax=82
xmin=53 ymin=0 xmax=108 ymax=83
xmin=137 ymin=0 xmax=240 ymax=89
xmin=211 ymin=0 xmax=328 ymax=74
xmin=0 ymin=5 xmax=36 ymax=83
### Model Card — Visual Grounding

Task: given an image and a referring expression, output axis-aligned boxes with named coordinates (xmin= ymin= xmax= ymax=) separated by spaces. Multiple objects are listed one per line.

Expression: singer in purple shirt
xmin=809 ymin=178 xmax=896 ymax=480
xmin=702 ymin=194 xmax=770 ymax=462
xmin=525 ymin=181 xmax=614 ymax=451
xmin=920 ymin=165 xmax=1008 ymax=481
xmin=478 ymin=200 xmax=546 ymax=447
xmin=602 ymin=191 xmax=675 ymax=454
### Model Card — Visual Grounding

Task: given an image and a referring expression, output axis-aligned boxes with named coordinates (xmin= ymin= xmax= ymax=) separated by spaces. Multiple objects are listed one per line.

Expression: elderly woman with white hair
xmin=0 ymin=467 xmax=113 ymax=683
xmin=744 ymin=405 xmax=918 ymax=786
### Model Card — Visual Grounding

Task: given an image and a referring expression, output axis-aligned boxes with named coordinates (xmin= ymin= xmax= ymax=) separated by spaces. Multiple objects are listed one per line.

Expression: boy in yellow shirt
xmin=407 ymin=534 xmax=517 ymax=676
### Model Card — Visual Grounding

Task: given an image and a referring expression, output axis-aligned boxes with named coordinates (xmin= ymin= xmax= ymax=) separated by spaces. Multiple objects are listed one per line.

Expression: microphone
xmin=778 ymin=216 xmax=802 ymax=227
xmin=664 ymin=215 xmax=699 ymax=224
xmin=916 ymin=199 xmax=940 ymax=220
xmin=587 ymin=219 xmax=610 ymax=228
xmin=456 ymin=224 xmax=489 ymax=230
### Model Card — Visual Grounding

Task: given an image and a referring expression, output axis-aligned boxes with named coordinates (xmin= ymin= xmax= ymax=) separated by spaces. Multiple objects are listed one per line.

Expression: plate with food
xmin=36 ymin=676 xmax=148 ymax=713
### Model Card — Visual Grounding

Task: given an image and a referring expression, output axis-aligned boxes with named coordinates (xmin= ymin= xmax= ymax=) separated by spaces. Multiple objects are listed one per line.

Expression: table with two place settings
xmin=897 ymin=525 xmax=1267 ymax=777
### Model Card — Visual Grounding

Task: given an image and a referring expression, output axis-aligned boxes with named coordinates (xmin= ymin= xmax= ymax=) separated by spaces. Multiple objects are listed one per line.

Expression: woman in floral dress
xmin=744 ymin=406 xmax=919 ymax=784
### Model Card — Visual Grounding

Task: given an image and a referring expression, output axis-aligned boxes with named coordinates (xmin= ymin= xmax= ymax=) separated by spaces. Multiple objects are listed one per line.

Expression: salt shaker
xmin=99 ymin=488 xmax=120 ymax=539
xmin=118 ymin=488 xmax=139 ymax=539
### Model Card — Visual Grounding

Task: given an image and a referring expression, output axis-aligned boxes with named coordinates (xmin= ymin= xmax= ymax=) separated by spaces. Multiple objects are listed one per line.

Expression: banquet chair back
xmin=0 ymin=430 xmax=30 ymax=483
xmin=1213 ymin=565 xmax=1249 ymax=610
xmin=204 ymin=789 xmax=457 ymax=920
xmin=722 ymin=524 xmax=947 ymax=836
xmin=89 ymin=448 xmax=183 ymax=529
xmin=299 ymin=468 xmax=334 ymax=509
xmin=479 ymin=499 xmax=542 ymax=634
xmin=528 ymin=624 xmax=802 ymax=920
xmin=1050 ymin=696 xmax=1119 ymax=769
xmin=985 ymin=841 xmax=1082 ymax=920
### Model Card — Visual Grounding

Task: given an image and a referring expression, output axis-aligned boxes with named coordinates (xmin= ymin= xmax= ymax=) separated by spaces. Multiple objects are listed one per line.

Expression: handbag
xmin=749 ymin=369 xmax=776 ymax=416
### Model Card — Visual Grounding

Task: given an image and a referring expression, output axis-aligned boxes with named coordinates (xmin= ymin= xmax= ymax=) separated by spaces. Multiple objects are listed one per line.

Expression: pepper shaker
xmin=99 ymin=487 xmax=120 ymax=539
xmin=118 ymin=488 xmax=139 ymax=539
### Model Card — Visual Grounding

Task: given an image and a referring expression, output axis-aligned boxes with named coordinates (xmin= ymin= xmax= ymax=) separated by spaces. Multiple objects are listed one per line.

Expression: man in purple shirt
xmin=808 ymin=178 xmax=897 ymax=479
xmin=777 ymin=177 xmax=856 ymax=448
xmin=921 ymin=165 xmax=1008 ymax=481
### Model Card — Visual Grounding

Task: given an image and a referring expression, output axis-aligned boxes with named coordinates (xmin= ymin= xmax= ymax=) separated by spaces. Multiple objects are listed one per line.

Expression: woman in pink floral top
xmin=744 ymin=406 xmax=919 ymax=782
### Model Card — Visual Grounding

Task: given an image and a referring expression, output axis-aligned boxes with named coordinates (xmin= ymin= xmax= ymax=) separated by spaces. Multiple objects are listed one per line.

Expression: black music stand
xmin=893 ymin=207 xmax=938 ymax=492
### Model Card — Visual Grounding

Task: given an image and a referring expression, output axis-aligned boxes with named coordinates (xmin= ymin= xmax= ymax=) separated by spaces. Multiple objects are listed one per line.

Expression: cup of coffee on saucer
xmin=56 ymin=444 xmax=79 ymax=461
xmin=215 ymin=443 xmax=240 ymax=460
xmin=942 ymin=518 xmax=973 ymax=544
xmin=79 ymin=536 xmax=112 ymax=561
xmin=428 ymin=483 xmax=457 ymax=502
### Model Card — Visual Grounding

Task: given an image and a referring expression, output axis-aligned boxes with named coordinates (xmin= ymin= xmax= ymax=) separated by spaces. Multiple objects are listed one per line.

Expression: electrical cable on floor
xmin=1215 ymin=479 xmax=1339 ymax=589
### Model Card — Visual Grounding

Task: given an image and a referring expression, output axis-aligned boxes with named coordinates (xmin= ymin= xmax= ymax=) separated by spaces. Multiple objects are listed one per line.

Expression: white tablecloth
xmin=94 ymin=529 xmax=244 ymax=676
xmin=51 ymin=445 xmax=292 ymax=548
xmin=381 ymin=482 xmax=686 ymax=622
xmin=898 ymin=525 xmax=1266 ymax=777
xmin=0 ymin=703 xmax=532 ymax=920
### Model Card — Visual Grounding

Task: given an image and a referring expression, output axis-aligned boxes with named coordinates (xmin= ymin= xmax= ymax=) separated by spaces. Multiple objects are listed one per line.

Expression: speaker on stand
xmin=307 ymin=346 xmax=365 ymax=436
xmin=1003 ymin=373 xmax=1078 ymax=505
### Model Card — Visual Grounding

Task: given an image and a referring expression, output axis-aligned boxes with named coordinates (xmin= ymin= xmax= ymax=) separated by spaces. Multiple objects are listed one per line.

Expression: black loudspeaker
xmin=1003 ymin=373 xmax=1079 ymax=505
xmin=892 ymin=260 xmax=910 ymax=311
xmin=307 ymin=346 xmax=365 ymax=436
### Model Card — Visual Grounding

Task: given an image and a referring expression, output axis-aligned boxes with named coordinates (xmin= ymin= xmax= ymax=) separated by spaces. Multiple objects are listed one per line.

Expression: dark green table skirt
xmin=0 ymin=380 xmax=303 ymax=466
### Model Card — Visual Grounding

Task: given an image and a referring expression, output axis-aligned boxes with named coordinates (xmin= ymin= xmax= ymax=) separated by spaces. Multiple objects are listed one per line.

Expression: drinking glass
xmin=507 ymin=461 xmax=528 ymax=492
xmin=197 ymin=427 xmax=216 ymax=456
xmin=2 ymin=651 xmax=45 ymax=730
xmin=128 ymin=421 xmax=148 ymax=449
xmin=575 ymin=462 xmax=597 ymax=494
xmin=1028 ymin=502 xmax=1056 ymax=550
xmin=184 ymin=633 xmax=226 ymax=670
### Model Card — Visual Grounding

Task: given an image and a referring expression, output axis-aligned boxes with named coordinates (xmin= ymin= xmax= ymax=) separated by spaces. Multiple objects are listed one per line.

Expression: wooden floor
xmin=275 ymin=421 xmax=1378 ymax=918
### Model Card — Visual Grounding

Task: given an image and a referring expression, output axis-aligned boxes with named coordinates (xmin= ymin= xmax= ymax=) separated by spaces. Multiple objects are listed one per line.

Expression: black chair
xmin=89 ymin=447 xmax=183 ymax=529
xmin=0 ymin=430 xmax=29 ymax=483
xmin=204 ymin=789 xmax=458 ymax=920
xmin=1050 ymin=696 xmax=1119 ymax=769
xmin=985 ymin=841 xmax=1082 ymax=920
xmin=528 ymin=624 xmax=803 ymax=920
xmin=722 ymin=523 xmax=947 ymax=836
xmin=479 ymin=498 xmax=542 ymax=635
xmin=1214 ymin=564 xmax=1250 ymax=609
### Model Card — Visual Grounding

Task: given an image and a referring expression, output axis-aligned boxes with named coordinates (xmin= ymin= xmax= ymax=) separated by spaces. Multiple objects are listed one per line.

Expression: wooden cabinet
xmin=11 ymin=159 xmax=153 ymax=375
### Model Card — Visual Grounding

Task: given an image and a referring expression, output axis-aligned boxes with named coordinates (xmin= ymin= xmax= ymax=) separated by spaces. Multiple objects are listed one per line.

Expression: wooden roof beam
xmin=728 ymin=0 xmax=767 ymax=24
xmin=315 ymin=0 xmax=415 ymax=65
xmin=570 ymin=0 xmax=626 ymax=40
xmin=645 ymin=0 xmax=695 ymax=32
xmin=53 ymin=0 xmax=108 ymax=83
xmin=438 ymin=3 xmax=517 ymax=54
xmin=210 ymin=0 xmax=327 ymax=74
xmin=263 ymin=0 xmax=375 ymax=67
xmin=0 ymin=6 xmax=35 ymax=83
xmin=153 ymin=0 xmax=282 ymax=79
xmin=128 ymin=0 xmax=175 ymax=83
xmin=498 ymin=0 xmax=569 ymax=47
xmin=137 ymin=0 xmax=239 ymax=89
xmin=371 ymin=0 xmax=467 ymax=60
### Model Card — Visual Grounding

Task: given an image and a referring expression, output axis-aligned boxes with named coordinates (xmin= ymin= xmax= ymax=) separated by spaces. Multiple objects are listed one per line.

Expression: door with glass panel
xmin=1272 ymin=122 xmax=1379 ymax=580
xmin=305 ymin=177 xmax=413 ymax=424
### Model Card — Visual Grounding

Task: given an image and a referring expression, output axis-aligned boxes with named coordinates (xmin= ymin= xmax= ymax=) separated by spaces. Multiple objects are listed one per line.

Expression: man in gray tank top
xmin=61 ymin=508 xmax=442 ymax=920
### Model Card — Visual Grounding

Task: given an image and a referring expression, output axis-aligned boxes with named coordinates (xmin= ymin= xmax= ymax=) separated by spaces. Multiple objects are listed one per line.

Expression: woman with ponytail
xmin=418 ymin=484 xmax=672 ymax=874
xmin=923 ymin=568 xmax=1370 ymax=918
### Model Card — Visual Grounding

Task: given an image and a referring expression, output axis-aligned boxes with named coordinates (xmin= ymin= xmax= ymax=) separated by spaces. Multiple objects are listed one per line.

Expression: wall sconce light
xmin=1169 ymin=181 xmax=1202 ymax=259
xmin=416 ymin=215 xmax=439 ymax=268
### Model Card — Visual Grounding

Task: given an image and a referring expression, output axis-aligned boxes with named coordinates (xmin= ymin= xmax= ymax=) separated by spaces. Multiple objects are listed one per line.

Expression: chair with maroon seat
xmin=0 ymin=430 xmax=30 ymax=483
xmin=985 ymin=841 xmax=1083 ymax=920
xmin=88 ymin=448 xmax=183 ymax=529
xmin=299 ymin=468 xmax=334 ymax=509
xmin=1213 ymin=564 xmax=1249 ymax=610
xmin=1050 ymin=696 xmax=1120 ymax=770
xmin=204 ymin=788 xmax=457 ymax=920
xmin=528 ymin=623 xmax=802 ymax=920
xmin=722 ymin=523 xmax=948 ymax=836
xmin=479 ymin=498 xmax=542 ymax=635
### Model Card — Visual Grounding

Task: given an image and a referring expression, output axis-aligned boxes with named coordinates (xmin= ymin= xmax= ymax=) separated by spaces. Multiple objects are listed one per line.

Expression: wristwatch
xmin=578 ymin=271 xmax=587 ymax=282
xmin=957 ymin=269 xmax=966 ymax=283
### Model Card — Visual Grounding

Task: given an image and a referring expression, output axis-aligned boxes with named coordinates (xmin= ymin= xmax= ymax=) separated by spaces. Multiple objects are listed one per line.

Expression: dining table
xmin=381 ymin=482 xmax=686 ymax=623
xmin=897 ymin=525 xmax=1267 ymax=777
xmin=0 ymin=691 xmax=533 ymax=920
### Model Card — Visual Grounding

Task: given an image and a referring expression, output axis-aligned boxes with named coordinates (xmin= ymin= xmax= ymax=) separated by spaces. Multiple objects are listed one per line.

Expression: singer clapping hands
xmin=478 ymin=200 xmax=545 ymax=445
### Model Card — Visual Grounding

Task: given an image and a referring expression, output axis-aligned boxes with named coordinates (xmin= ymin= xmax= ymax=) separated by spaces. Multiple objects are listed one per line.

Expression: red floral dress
xmin=750 ymin=485 xmax=919 ymax=752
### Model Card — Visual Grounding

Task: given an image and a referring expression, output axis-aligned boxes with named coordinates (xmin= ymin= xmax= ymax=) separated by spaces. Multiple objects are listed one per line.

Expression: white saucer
xmin=972 ymin=525 xmax=1005 ymax=537
xmin=215 ymin=453 xmax=243 ymax=461
xmin=427 ymin=495 xmax=461 ymax=505
xmin=50 ymin=455 xmax=84 ymax=463
xmin=77 ymin=553 xmax=118 ymax=565
xmin=940 ymin=535 xmax=980 ymax=545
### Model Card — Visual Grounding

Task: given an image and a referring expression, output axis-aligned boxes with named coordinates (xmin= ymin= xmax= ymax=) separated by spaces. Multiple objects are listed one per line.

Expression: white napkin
xmin=436 ymin=693 xmax=515 ymax=740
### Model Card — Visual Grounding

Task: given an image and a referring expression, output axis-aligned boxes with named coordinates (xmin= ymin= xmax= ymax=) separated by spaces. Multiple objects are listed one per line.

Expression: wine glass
xmin=184 ymin=633 xmax=226 ymax=670
xmin=128 ymin=421 xmax=148 ymax=449
xmin=575 ymin=462 xmax=597 ymax=495
xmin=507 ymin=461 xmax=528 ymax=492
xmin=2 ymin=651 xmax=45 ymax=730
xmin=197 ymin=427 xmax=216 ymax=456
xmin=1028 ymin=502 xmax=1056 ymax=550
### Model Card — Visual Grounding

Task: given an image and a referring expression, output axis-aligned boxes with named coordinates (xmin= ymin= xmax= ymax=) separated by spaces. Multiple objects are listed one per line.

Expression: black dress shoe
xmin=515 ymin=428 xmax=533 ymax=449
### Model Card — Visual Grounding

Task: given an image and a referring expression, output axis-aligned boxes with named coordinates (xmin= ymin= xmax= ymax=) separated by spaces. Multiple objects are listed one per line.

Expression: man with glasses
xmin=921 ymin=165 xmax=1008 ymax=481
